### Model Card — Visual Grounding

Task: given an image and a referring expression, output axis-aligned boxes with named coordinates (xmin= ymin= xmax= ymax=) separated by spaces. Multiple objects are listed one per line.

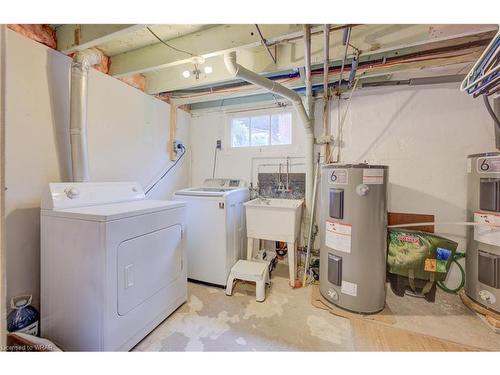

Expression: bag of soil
xmin=387 ymin=228 xmax=458 ymax=282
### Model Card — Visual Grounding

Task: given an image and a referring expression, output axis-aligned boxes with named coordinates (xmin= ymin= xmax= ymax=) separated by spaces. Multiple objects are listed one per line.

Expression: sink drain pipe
xmin=69 ymin=48 xmax=102 ymax=182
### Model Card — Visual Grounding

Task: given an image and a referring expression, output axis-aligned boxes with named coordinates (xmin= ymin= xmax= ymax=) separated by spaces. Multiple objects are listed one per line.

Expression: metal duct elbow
xmin=224 ymin=51 xmax=239 ymax=77
xmin=73 ymin=48 xmax=102 ymax=68
xmin=69 ymin=48 xmax=102 ymax=182
xmin=223 ymin=51 xmax=312 ymax=134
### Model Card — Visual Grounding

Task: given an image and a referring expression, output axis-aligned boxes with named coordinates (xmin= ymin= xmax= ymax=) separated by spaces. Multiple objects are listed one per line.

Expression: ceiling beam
xmin=190 ymin=74 xmax=467 ymax=112
xmin=169 ymin=47 xmax=483 ymax=106
xmin=109 ymin=24 xmax=336 ymax=77
xmin=56 ymin=24 xmax=145 ymax=54
xmin=144 ymin=25 xmax=497 ymax=94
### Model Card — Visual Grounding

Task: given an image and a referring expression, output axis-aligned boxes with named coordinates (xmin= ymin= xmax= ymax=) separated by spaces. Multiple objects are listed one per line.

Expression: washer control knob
xmin=356 ymin=184 xmax=370 ymax=196
xmin=65 ymin=187 xmax=80 ymax=199
xmin=132 ymin=186 xmax=138 ymax=192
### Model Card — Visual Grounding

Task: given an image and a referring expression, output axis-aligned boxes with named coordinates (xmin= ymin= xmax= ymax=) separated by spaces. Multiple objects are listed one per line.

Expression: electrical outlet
xmin=216 ymin=140 xmax=222 ymax=149
xmin=173 ymin=140 xmax=184 ymax=154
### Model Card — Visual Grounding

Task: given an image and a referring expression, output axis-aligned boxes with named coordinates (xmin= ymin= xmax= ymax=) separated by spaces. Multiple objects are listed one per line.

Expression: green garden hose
xmin=437 ymin=253 xmax=466 ymax=293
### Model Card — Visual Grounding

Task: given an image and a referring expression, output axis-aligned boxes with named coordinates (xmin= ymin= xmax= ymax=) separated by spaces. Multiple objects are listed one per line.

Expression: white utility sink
xmin=244 ymin=198 xmax=304 ymax=243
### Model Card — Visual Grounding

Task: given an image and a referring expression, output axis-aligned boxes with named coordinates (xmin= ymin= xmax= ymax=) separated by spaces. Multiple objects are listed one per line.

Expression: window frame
xmin=227 ymin=108 xmax=295 ymax=151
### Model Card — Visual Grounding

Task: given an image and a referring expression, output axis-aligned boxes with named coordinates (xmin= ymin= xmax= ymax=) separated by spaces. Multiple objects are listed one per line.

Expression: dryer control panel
xmin=41 ymin=182 xmax=145 ymax=210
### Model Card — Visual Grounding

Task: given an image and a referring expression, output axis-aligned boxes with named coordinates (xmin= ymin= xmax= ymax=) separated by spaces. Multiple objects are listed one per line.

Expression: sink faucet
xmin=286 ymin=157 xmax=290 ymax=191
xmin=249 ymin=182 xmax=259 ymax=199
xmin=277 ymin=163 xmax=285 ymax=193
xmin=276 ymin=158 xmax=292 ymax=196
xmin=250 ymin=182 xmax=270 ymax=204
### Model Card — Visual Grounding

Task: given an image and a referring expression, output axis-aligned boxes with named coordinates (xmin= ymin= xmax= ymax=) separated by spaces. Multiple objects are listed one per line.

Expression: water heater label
xmin=329 ymin=169 xmax=348 ymax=185
xmin=325 ymin=220 xmax=352 ymax=253
xmin=474 ymin=212 xmax=500 ymax=246
xmin=363 ymin=168 xmax=384 ymax=184
xmin=341 ymin=280 xmax=357 ymax=297
xmin=477 ymin=156 xmax=500 ymax=173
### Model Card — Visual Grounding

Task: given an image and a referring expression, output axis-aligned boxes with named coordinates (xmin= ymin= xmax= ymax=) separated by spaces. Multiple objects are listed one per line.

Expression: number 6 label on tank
xmin=329 ymin=169 xmax=348 ymax=185
xmin=477 ymin=156 xmax=500 ymax=173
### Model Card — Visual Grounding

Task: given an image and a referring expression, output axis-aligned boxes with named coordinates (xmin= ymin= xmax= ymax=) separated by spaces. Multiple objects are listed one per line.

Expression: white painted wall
xmin=190 ymin=107 xmax=308 ymax=188
xmin=190 ymin=83 xmax=495 ymax=287
xmin=5 ymin=30 xmax=190 ymax=310
xmin=1 ymin=24 xmax=7 ymax=348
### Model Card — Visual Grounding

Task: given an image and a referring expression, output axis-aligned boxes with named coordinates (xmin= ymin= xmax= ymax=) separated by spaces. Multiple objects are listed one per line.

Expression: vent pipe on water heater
xmin=69 ymin=49 xmax=102 ymax=182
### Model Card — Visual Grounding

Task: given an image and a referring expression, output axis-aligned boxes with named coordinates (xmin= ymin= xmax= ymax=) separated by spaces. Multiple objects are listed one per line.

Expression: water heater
xmin=466 ymin=152 xmax=500 ymax=313
xmin=319 ymin=164 xmax=388 ymax=313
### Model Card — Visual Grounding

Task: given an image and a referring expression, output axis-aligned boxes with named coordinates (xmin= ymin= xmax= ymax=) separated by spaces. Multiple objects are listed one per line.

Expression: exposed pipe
xmin=303 ymin=25 xmax=314 ymax=219
xmin=69 ymin=48 xmax=102 ymax=182
xmin=323 ymin=24 xmax=330 ymax=96
xmin=265 ymin=24 xmax=358 ymax=48
xmin=337 ymin=27 xmax=352 ymax=92
xmin=224 ymin=50 xmax=314 ymax=216
xmin=304 ymin=25 xmax=313 ymax=119
xmin=255 ymin=24 xmax=276 ymax=64
xmin=303 ymin=152 xmax=321 ymax=286
xmin=322 ymin=24 xmax=331 ymax=163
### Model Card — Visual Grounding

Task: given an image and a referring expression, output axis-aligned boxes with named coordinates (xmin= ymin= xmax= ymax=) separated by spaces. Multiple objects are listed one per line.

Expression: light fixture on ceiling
xmin=181 ymin=55 xmax=213 ymax=80
xmin=189 ymin=56 xmax=205 ymax=65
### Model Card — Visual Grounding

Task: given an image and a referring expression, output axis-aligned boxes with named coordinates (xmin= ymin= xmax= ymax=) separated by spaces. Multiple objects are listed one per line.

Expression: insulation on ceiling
xmin=118 ymin=74 xmax=146 ymax=92
xmin=7 ymin=24 xmax=56 ymax=49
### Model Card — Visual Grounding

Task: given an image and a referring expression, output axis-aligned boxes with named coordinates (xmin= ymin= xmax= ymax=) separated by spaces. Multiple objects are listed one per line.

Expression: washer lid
xmin=174 ymin=187 xmax=230 ymax=197
xmin=41 ymin=200 xmax=185 ymax=222
xmin=174 ymin=186 xmax=247 ymax=197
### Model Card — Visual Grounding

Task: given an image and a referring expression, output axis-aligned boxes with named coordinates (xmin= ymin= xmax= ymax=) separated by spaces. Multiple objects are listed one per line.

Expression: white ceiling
xmin=97 ymin=24 xmax=215 ymax=56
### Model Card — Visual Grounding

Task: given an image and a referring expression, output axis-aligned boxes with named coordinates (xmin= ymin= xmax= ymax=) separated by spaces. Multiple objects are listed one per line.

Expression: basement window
xmin=230 ymin=112 xmax=292 ymax=148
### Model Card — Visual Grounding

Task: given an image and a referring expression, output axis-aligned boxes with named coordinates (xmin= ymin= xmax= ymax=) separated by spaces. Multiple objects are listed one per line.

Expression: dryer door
xmin=117 ymin=225 xmax=182 ymax=316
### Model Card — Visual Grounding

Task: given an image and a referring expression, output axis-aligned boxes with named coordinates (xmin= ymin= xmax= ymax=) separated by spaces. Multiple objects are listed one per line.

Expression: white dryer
xmin=173 ymin=179 xmax=249 ymax=286
xmin=40 ymin=182 xmax=187 ymax=351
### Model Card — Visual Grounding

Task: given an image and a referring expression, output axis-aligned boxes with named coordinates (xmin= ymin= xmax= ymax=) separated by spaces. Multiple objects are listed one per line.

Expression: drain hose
xmin=436 ymin=252 xmax=466 ymax=294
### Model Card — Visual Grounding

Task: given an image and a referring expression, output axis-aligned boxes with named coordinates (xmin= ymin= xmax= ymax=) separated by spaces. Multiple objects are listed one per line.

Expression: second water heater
xmin=466 ymin=152 xmax=500 ymax=313
xmin=319 ymin=164 xmax=388 ymax=313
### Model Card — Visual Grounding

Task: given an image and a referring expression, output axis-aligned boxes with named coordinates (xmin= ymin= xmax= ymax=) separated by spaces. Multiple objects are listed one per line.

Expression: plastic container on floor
xmin=7 ymin=295 xmax=40 ymax=337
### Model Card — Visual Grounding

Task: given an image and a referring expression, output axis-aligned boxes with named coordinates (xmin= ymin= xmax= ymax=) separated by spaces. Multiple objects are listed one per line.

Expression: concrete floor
xmin=133 ymin=265 xmax=500 ymax=351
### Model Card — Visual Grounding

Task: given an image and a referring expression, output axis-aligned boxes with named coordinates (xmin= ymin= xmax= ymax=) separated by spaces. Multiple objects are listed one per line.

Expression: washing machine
xmin=40 ymin=182 xmax=187 ymax=351
xmin=173 ymin=178 xmax=249 ymax=287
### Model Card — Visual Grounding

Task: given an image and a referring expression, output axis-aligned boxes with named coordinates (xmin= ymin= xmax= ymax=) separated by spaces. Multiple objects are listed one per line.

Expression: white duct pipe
xmin=224 ymin=51 xmax=314 ymax=213
xmin=69 ymin=48 xmax=102 ymax=182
